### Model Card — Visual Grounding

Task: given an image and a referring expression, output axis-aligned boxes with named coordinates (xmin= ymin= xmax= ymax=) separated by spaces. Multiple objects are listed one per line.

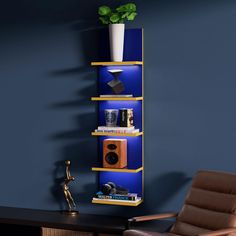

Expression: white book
xmin=92 ymin=197 xmax=142 ymax=204
xmin=97 ymin=126 xmax=135 ymax=131
xmin=130 ymin=129 xmax=140 ymax=133
xmin=94 ymin=129 xmax=139 ymax=133
xmin=100 ymin=94 xmax=133 ymax=97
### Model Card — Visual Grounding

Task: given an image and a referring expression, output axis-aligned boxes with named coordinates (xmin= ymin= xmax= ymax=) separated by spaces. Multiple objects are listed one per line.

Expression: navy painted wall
xmin=0 ymin=0 xmax=236 ymax=217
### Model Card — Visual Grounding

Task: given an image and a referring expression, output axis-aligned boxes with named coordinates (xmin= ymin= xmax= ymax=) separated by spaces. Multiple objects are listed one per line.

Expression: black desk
xmin=0 ymin=206 xmax=173 ymax=235
xmin=0 ymin=206 xmax=126 ymax=235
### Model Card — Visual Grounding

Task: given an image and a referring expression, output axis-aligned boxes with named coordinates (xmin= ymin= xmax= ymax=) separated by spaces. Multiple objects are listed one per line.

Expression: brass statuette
xmin=62 ymin=160 xmax=78 ymax=215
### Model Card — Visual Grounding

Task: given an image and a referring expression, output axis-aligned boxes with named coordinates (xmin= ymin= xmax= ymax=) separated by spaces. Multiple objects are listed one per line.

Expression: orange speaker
xmin=103 ymin=139 xmax=127 ymax=169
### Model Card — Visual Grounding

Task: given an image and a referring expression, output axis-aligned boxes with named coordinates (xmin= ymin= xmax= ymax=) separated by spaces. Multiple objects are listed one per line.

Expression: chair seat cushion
xmin=124 ymin=230 xmax=180 ymax=236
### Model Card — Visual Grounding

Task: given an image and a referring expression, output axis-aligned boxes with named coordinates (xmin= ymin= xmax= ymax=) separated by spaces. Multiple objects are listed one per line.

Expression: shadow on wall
xmin=101 ymin=171 xmax=191 ymax=218
xmin=48 ymin=23 xmax=103 ymax=210
xmin=144 ymin=172 xmax=191 ymax=211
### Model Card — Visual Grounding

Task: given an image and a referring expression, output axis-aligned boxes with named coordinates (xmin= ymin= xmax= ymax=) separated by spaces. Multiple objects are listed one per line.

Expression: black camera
xmin=101 ymin=182 xmax=128 ymax=195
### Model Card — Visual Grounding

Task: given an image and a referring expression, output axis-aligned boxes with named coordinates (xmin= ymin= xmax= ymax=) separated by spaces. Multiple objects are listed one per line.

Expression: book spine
xmin=95 ymin=195 xmax=136 ymax=201
xmin=100 ymin=95 xmax=133 ymax=97
xmin=97 ymin=126 xmax=134 ymax=131
xmin=95 ymin=129 xmax=139 ymax=133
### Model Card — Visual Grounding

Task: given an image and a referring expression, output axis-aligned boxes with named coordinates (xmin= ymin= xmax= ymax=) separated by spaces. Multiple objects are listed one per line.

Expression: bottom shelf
xmin=92 ymin=197 xmax=143 ymax=206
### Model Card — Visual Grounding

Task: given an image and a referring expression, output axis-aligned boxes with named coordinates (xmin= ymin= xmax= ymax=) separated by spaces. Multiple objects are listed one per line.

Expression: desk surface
xmin=0 ymin=206 xmax=127 ymax=234
xmin=0 ymin=206 xmax=174 ymax=234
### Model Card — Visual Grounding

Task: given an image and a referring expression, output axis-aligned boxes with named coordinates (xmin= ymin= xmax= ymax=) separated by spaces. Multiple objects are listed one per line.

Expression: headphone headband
xmin=101 ymin=182 xmax=128 ymax=195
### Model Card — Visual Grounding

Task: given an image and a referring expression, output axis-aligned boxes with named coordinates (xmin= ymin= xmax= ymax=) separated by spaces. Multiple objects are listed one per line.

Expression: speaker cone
xmin=107 ymin=144 xmax=117 ymax=150
xmin=105 ymin=152 xmax=118 ymax=165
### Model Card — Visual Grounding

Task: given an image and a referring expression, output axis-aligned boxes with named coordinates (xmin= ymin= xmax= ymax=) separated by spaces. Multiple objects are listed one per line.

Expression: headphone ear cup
xmin=101 ymin=183 xmax=111 ymax=195
xmin=107 ymin=182 xmax=116 ymax=194
xmin=110 ymin=187 xmax=116 ymax=194
xmin=107 ymin=182 xmax=116 ymax=189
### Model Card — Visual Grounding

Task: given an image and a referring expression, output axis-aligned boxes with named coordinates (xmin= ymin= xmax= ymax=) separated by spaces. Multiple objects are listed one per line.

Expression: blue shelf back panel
xmin=98 ymin=65 xmax=142 ymax=97
xmin=99 ymin=172 xmax=142 ymax=197
xmin=98 ymin=136 xmax=142 ymax=169
xmin=98 ymin=101 xmax=142 ymax=131
xmin=99 ymin=28 xmax=143 ymax=61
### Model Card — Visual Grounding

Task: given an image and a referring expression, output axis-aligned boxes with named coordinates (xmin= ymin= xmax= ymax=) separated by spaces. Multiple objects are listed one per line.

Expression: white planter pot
xmin=109 ymin=23 xmax=125 ymax=62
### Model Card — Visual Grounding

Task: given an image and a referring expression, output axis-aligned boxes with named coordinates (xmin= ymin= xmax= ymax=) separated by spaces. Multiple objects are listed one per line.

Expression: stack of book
xmin=99 ymin=94 xmax=133 ymax=97
xmin=93 ymin=191 xmax=139 ymax=203
xmin=94 ymin=126 xmax=139 ymax=134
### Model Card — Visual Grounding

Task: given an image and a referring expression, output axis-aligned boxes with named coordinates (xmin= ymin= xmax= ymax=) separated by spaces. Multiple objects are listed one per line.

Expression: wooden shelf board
xmin=91 ymin=97 xmax=143 ymax=101
xmin=91 ymin=61 xmax=143 ymax=66
xmin=91 ymin=167 xmax=143 ymax=173
xmin=91 ymin=131 xmax=143 ymax=137
xmin=92 ymin=198 xmax=143 ymax=206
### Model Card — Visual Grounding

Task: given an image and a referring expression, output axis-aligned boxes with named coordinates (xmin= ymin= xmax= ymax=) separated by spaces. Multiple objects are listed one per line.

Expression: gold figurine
xmin=62 ymin=160 xmax=78 ymax=215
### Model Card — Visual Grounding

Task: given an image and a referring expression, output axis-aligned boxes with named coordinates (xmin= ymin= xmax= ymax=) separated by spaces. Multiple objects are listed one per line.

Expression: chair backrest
xmin=170 ymin=170 xmax=236 ymax=235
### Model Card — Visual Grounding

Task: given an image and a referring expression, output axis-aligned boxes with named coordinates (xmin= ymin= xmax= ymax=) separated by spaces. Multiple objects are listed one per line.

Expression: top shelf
xmin=91 ymin=61 xmax=143 ymax=66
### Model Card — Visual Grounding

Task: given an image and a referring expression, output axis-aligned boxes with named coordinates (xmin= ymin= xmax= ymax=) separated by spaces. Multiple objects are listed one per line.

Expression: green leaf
xmin=98 ymin=6 xmax=111 ymax=16
xmin=116 ymin=5 xmax=127 ymax=13
xmin=99 ymin=17 xmax=109 ymax=24
xmin=121 ymin=12 xmax=129 ymax=19
xmin=98 ymin=3 xmax=137 ymax=24
xmin=127 ymin=12 xmax=137 ymax=21
xmin=117 ymin=3 xmax=136 ymax=12
xmin=110 ymin=13 xmax=120 ymax=23
xmin=125 ymin=3 xmax=136 ymax=12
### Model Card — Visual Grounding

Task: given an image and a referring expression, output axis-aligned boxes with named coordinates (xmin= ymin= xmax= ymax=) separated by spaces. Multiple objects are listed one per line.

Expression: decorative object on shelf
xmin=109 ymin=23 xmax=124 ymax=62
xmin=119 ymin=108 xmax=134 ymax=127
xmin=103 ymin=139 xmax=127 ymax=168
xmin=61 ymin=160 xmax=78 ymax=216
xmin=98 ymin=3 xmax=137 ymax=62
xmin=104 ymin=109 xmax=118 ymax=127
xmin=107 ymin=69 xmax=124 ymax=94
xmin=101 ymin=182 xmax=129 ymax=195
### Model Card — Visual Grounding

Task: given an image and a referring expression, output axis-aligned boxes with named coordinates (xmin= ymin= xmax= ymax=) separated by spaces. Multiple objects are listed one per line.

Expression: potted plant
xmin=98 ymin=3 xmax=137 ymax=62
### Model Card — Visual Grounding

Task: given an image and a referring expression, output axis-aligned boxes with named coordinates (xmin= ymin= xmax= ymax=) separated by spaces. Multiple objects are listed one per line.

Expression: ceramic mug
xmin=104 ymin=109 xmax=118 ymax=127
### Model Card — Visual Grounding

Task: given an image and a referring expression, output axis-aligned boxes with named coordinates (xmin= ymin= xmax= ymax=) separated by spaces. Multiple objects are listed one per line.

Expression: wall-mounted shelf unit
xmin=91 ymin=28 xmax=144 ymax=207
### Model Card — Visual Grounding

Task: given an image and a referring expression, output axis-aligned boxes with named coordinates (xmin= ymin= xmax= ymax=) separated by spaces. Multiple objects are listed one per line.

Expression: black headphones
xmin=101 ymin=182 xmax=128 ymax=195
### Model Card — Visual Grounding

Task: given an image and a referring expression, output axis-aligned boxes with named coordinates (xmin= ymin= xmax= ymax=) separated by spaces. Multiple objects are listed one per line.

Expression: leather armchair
xmin=124 ymin=170 xmax=236 ymax=236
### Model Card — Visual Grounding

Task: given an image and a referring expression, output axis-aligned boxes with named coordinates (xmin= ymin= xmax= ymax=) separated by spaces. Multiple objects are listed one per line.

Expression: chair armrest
xmin=126 ymin=212 xmax=178 ymax=229
xmin=199 ymin=228 xmax=236 ymax=236
xmin=130 ymin=212 xmax=178 ymax=223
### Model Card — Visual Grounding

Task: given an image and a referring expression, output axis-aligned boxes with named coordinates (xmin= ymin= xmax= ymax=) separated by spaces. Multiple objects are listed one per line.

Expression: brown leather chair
xmin=124 ymin=170 xmax=236 ymax=236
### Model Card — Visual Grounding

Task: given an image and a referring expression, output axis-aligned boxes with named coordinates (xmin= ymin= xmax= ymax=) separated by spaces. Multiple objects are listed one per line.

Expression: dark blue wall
xmin=0 ymin=0 xmax=236 ymax=217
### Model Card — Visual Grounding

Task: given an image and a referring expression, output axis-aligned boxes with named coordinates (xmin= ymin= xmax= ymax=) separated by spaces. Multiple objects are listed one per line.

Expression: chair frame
xmin=126 ymin=212 xmax=236 ymax=236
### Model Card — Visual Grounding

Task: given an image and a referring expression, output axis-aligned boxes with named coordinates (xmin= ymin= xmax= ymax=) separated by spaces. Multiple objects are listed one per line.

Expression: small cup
xmin=105 ymin=109 xmax=118 ymax=127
